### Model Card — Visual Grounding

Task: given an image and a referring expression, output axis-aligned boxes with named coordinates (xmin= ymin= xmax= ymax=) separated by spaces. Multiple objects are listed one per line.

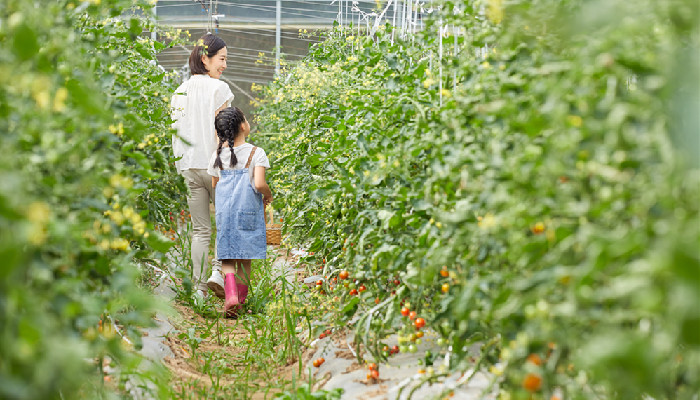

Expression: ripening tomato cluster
xmin=337 ymin=269 xmax=369 ymax=296
xmin=400 ymin=306 xmax=426 ymax=330
xmin=366 ymin=362 xmax=380 ymax=381
xmin=312 ymin=357 xmax=325 ymax=368
xmin=517 ymin=346 xmax=555 ymax=393
xmin=439 ymin=265 xmax=451 ymax=294
xmin=381 ymin=344 xmax=400 ymax=358
xmin=318 ymin=328 xmax=332 ymax=339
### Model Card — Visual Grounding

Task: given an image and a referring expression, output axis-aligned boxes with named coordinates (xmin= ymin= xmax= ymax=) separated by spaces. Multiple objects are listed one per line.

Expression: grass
xmin=155 ymin=220 xmax=337 ymax=399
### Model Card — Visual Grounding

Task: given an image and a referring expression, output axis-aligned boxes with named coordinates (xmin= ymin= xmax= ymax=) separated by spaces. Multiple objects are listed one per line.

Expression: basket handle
xmin=267 ymin=207 xmax=274 ymax=224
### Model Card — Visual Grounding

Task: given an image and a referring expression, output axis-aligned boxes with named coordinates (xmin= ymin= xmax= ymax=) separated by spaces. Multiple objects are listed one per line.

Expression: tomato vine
xmin=256 ymin=0 xmax=699 ymax=398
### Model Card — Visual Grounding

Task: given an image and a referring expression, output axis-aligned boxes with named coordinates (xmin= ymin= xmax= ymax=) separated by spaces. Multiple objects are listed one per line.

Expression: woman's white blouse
xmin=171 ymin=74 xmax=234 ymax=173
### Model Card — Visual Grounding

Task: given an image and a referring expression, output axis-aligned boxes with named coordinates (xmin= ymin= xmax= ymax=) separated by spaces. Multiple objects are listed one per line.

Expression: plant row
xmin=0 ymin=0 xmax=189 ymax=398
xmin=255 ymin=0 xmax=699 ymax=398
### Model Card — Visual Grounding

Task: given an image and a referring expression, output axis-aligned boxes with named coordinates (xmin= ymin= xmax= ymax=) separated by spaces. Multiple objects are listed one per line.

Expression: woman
xmin=171 ymin=33 xmax=232 ymax=304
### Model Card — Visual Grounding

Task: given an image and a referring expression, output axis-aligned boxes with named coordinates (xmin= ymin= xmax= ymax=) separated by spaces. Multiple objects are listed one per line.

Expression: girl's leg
xmin=221 ymin=259 xmax=238 ymax=276
xmin=235 ymin=260 xmax=252 ymax=307
xmin=222 ymin=260 xmax=252 ymax=310
xmin=221 ymin=259 xmax=252 ymax=284
xmin=222 ymin=259 xmax=241 ymax=317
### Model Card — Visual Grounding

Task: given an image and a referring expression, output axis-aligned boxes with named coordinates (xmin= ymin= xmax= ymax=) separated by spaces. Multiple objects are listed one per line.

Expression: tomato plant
xmin=0 ymin=0 xmax=189 ymax=397
xmin=256 ymin=0 xmax=699 ymax=398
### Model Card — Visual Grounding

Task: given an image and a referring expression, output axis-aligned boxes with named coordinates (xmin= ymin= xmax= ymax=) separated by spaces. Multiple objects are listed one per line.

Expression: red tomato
xmin=400 ymin=307 xmax=410 ymax=317
xmin=358 ymin=284 xmax=367 ymax=292
xmin=370 ymin=369 xmax=379 ymax=379
xmin=349 ymin=289 xmax=358 ymax=296
xmin=414 ymin=317 xmax=426 ymax=328
xmin=339 ymin=270 xmax=349 ymax=280
xmin=523 ymin=373 xmax=542 ymax=392
xmin=409 ymin=311 xmax=418 ymax=321
xmin=527 ymin=353 xmax=543 ymax=366
xmin=368 ymin=363 xmax=377 ymax=371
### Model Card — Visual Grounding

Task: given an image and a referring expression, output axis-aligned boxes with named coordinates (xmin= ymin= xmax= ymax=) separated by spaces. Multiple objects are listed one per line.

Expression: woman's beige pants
xmin=182 ymin=169 xmax=221 ymax=292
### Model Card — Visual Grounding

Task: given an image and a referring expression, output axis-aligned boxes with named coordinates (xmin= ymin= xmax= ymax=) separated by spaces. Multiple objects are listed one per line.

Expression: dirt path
xmin=146 ymin=247 xmax=316 ymax=399
xmin=141 ymin=247 xmax=493 ymax=399
xmin=162 ymin=303 xmax=311 ymax=399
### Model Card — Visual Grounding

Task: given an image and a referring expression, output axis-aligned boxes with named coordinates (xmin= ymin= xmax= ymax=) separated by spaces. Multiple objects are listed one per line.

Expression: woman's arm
xmin=215 ymin=103 xmax=227 ymax=116
xmin=254 ymin=166 xmax=273 ymax=206
xmin=212 ymin=176 xmax=219 ymax=189
xmin=214 ymin=104 xmax=228 ymax=145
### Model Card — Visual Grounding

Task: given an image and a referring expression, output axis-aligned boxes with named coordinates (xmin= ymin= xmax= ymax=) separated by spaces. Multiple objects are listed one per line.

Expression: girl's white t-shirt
xmin=171 ymin=74 xmax=234 ymax=173
xmin=207 ymin=143 xmax=270 ymax=191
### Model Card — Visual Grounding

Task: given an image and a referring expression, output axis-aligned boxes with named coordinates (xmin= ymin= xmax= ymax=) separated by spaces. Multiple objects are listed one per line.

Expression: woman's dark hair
xmin=189 ymin=34 xmax=226 ymax=75
xmin=214 ymin=107 xmax=247 ymax=169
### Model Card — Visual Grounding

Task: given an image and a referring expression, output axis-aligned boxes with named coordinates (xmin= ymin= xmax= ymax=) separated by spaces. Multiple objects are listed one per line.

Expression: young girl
xmin=207 ymin=107 xmax=272 ymax=317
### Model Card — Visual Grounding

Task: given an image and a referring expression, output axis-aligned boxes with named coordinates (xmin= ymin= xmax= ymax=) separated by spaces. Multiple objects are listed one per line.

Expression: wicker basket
xmin=266 ymin=208 xmax=282 ymax=245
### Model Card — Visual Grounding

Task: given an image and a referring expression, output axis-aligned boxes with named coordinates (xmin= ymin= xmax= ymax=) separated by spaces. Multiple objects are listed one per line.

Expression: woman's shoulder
xmin=173 ymin=80 xmax=190 ymax=95
xmin=197 ymin=75 xmax=229 ymax=91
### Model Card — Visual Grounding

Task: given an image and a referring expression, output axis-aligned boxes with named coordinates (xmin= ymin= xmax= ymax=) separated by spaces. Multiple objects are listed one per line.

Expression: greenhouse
xmin=1 ymin=0 xmax=698 ymax=399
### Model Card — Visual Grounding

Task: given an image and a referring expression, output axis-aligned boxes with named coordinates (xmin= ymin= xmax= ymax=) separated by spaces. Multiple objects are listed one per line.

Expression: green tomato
xmin=437 ymin=338 xmax=447 ymax=347
xmin=348 ymin=282 xmax=356 ymax=290
xmin=399 ymin=345 xmax=408 ymax=353
xmin=415 ymin=338 xmax=422 ymax=345
xmin=408 ymin=344 xmax=417 ymax=353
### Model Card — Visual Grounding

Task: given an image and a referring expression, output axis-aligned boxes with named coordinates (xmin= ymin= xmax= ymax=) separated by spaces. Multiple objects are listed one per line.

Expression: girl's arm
xmin=254 ymin=166 xmax=273 ymax=206
xmin=212 ymin=176 xmax=219 ymax=189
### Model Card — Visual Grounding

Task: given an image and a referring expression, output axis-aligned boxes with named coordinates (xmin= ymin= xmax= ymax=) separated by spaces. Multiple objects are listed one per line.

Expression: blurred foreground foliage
xmin=0 ymin=0 xmax=188 ymax=398
xmin=257 ymin=0 xmax=699 ymax=398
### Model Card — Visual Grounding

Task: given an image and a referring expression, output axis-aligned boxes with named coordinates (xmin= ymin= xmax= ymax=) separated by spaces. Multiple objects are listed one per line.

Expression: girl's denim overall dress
xmin=215 ymin=147 xmax=267 ymax=260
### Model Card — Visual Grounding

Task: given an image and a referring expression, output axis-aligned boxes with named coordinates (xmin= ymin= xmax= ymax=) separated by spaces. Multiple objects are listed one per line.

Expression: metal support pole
xmin=275 ymin=0 xmax=281 ymax=75
xmin=208 ymin=0 xmax=213 ymax=33
xmin=151 ymin=3 xmax=156 ymax=41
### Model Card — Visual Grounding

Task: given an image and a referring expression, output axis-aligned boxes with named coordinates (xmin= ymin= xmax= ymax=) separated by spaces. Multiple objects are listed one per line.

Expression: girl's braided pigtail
xmin=228 ymin=138 xmax=237 ymax=168
xmin=214 ymin=141 xmax=224 ymax=169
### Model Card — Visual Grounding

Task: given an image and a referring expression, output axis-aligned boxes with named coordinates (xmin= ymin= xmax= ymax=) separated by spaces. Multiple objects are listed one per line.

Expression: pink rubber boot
xmin=224 ymin=273 xmax=241 ymax=318
xmin=236 ymin=282 xmax=249 ymax=306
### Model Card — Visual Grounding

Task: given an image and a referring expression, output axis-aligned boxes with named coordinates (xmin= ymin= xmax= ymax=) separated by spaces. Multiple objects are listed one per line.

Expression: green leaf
xmin=145 ymin=232 xmax=174 ymax=253
xmin=12 ymin=23 xmax=39 ymax=61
